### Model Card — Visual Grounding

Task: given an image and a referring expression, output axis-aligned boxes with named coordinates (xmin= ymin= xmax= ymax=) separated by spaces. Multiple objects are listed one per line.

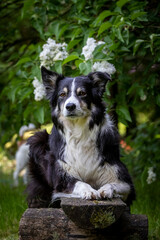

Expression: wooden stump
xmin=19 ymin=198 xmax=148 ymax=240
xmin=61 ymin=198 xmax=126 ymax=229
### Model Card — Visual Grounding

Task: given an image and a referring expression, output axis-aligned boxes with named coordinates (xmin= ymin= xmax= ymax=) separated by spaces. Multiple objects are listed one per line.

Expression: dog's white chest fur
xmin=59 ymin=118 xmax=119 ymax=189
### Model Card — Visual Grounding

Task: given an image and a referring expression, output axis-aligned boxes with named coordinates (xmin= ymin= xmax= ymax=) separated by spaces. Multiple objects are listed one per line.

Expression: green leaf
xmin=93 ymin=44 xmax=106 ymax=59
xmin=93 ymin=47 xmax=107 ymax=59
xmin=8 ymin=85 xmax=20 ymax=103
xmin=115 ymin=28 xmax=124 ymax=42
xmin=94 ymin=10 xmax=116 ymax=26
xmin=98 ymin=22 xmax=112 ymax=36
xmin=131 ymin=11 xmax=147 ymax=20
xmin=76 ymin=0 xmax=86 ymax=12
xmin=71 ymin=28 xmax=82 ymax=40
xmin=34 ymin=106 xmax=44 ymax=124
xmin=54 ymin=23 xmax=60 ymax=40
xmin=16 ymin=57 xmax=32 ymax=66
xmin=67 ymin=39 xmax=81 ymax=50
xmin=20 ymin=88 xmax=32 ymax=102
xmin=33 ymin=21 xmax=44 ymax=39
xmin=88 ymin=29 xmax=96 ymax=38
xmin=62 ymin=55 xmax=79 ymax=65
xmin=116 ymin=0 xmax=130 ymax=8
xmin=21 ymin=0 xmax=33 ymax=19
xmin=150 ymin=34 xmax=160 ymax=54
xmin=74 ymin=14 xmax=90 ymax=22
xmin=48 ymin=21 xmax=59 ymax=36
xmin=133 ymin=39 xmax=145 ymax=55
xmin=123 ymin=28 xmax=129 ymax=45
xmin=117 ymin=106 xmax=132 ymax=122
xmin=31 ymin=65 xmax=41 ymax=80
xmin=79 ymin=61 xmax=92 ymax=75
xmin=75 ymin=59 xmax=83 ymax=68
xmin=109 ymin=42 xmax=120 ymax=51
xmin=58 ymin=24 xmax=69 ymax=40
xmin=54 ymin=61 xmax=62 ymax=74
xmin=119 ymin=46 xmax=130 ymax=52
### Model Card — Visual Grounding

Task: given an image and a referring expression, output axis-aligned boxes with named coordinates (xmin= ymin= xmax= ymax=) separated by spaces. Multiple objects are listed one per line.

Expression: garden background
xmin=0 ymin=0 xmax=160 ymax=239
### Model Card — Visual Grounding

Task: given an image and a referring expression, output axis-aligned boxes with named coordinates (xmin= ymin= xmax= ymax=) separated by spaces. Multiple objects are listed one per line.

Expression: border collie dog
xmin=27 ymin=66 xmax=135 ymax=207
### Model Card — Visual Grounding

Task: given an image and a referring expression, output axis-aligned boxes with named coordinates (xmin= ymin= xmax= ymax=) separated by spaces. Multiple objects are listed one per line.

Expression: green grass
xmin=0 ymin=150 xmax=160 ymax=239
xmin=0 ymin=152 xmax=27 ymax=240
xmin=131 ymin=180 xmax=160 ymax=240
xmin=0 ymin=175 xmax=27 ymax=239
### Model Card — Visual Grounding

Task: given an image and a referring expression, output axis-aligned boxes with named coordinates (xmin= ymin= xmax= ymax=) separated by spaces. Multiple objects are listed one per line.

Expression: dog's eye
xmin=78 ymin=91 xmax=87 ymax=97
xmin=59 ymin=92 xmax=67 ymax=98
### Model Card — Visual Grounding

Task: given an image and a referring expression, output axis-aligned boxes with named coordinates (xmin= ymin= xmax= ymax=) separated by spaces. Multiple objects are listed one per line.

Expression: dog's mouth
xmin=64 ymin=109 xmax=89 ymax=119
xmin=65 ymin=112 xmax=82 ymax=118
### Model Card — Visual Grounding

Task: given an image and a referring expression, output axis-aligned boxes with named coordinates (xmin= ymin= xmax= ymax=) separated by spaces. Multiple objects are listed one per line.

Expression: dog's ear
xmin=88 ymin=71 xmax=111 ymax=97
xmin=41 ymin=66 xmax=63 ymax=99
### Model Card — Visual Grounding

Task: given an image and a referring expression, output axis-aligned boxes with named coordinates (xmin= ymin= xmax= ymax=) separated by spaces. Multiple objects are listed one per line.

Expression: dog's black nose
xmin=66 ymin=103 xmax=76 ymax=111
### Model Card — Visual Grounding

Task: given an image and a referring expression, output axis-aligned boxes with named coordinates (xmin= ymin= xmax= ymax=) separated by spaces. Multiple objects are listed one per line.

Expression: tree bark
xmin=19 ymin=198 xmax=148 ymax=240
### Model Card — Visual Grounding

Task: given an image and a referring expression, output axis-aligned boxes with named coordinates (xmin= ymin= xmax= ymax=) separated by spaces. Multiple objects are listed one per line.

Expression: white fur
xmin=98 ymin=182 xmax=130 ymax=201
xmin=13 ymin=143 xmax=29 ymax=186
xmin=58 ymin=114 xmax=131 ymax=200
xmin=52 ymin=192 xmax=81 ymax=201
xmin=59 ymin=118 xmax=100 ymax=187
xmin=72 ymin=181 xmax=100 ymax=199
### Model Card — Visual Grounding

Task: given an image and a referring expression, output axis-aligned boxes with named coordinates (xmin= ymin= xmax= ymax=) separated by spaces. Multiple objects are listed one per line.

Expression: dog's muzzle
xmin=66 ymin=103 xmax=76 ymax=112
xmin=63 ymin=95 xmax=87 ymax=118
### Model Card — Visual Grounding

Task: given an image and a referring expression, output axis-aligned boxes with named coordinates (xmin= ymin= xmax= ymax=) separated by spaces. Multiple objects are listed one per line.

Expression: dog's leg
xmin=72 ymin=181 xmax=100 ymax=200
xmin=52 ymin=181 xmax=100 ymax=201
xmin=98 ymin=182 xmax=130 ymax=201
xmin=13 ymin=169 xmax=19 ymax=186
xmin=23 ymin=167 xmax=28 ymax=185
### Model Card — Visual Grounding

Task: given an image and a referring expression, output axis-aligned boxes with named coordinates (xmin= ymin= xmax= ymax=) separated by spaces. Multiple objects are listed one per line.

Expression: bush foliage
xmin=0 ymin=0 xmax=160 ymax=184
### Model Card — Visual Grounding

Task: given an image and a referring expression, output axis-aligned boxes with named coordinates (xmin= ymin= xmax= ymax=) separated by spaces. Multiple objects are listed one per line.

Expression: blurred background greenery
xmin=0 ymin=0 xmax=160 ymax=239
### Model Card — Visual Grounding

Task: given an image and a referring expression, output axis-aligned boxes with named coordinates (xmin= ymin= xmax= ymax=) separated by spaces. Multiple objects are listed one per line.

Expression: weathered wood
xmin=19 ymin=198 xmax=148 ymax=240
xmin=61 ymin=198 xmax=126 ymax=229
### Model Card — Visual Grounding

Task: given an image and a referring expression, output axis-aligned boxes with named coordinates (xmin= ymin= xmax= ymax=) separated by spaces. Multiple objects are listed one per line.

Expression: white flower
xmin=32 ymin=77 xmax=46 ymax=101
xmin=92 ymin=61 xmax=116 ymax=75
xmin=147 ymin=167 xmax=156 ymax=184
xmin=39 ymin=38 xmax=68 ymax=68
xmin=81 ymin=38 xmax=105 ymax=61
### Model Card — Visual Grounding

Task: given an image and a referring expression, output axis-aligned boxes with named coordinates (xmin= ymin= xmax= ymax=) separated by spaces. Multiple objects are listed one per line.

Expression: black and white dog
xmin=27 ymin=66 xmax=135 ymax=207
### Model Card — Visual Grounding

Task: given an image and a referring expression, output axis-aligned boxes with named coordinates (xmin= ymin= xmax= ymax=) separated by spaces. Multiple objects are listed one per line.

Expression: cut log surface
xmin=61 ymin=198 xmax=126 ymax=229
xmin=19 ymin=198 xmax=148 ymax=240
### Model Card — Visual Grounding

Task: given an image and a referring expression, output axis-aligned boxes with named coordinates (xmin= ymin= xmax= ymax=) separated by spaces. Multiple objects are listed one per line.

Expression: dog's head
xmin=41 ymin=66 xmax=111 ymax=128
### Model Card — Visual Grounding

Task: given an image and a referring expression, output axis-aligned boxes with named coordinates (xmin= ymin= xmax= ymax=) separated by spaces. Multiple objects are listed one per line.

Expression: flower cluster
xmin=147 ymin=167 xmax=156 ymax=184
xmin=32 ymin=77 xmax=46 ymax=101
xmin=81 ymin=38 xmax=105 ymax=61
xmin=92 ymin=61 xmax=116 ymax=75
xmin=82 ymin=38 xmax=116 ymax=75
xmin=39 ymin=38 xmax=68 ymax=68
xmin=33 ymin=37 xmax=116 ymax=101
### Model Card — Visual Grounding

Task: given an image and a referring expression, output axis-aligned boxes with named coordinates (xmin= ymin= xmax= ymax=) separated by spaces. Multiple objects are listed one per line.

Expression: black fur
xmin=27 ymin=67 xmax=135 ymax=207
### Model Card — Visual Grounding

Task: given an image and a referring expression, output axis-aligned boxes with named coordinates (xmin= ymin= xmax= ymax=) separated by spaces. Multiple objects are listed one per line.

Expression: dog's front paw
xmin=73 ymin=181 xmax=100 ymax=200
xmin=98 ymin=184 xmax=115 ymax=199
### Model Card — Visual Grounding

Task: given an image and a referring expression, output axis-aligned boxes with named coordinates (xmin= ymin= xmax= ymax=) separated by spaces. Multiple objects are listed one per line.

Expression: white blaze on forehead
xmin=71 ymin=78 xmax=76 ymax=96
xmin=64 ymin=78 xmax=79 ymax=106
xmin=63 ymin=78 xmax=81 ymax=116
